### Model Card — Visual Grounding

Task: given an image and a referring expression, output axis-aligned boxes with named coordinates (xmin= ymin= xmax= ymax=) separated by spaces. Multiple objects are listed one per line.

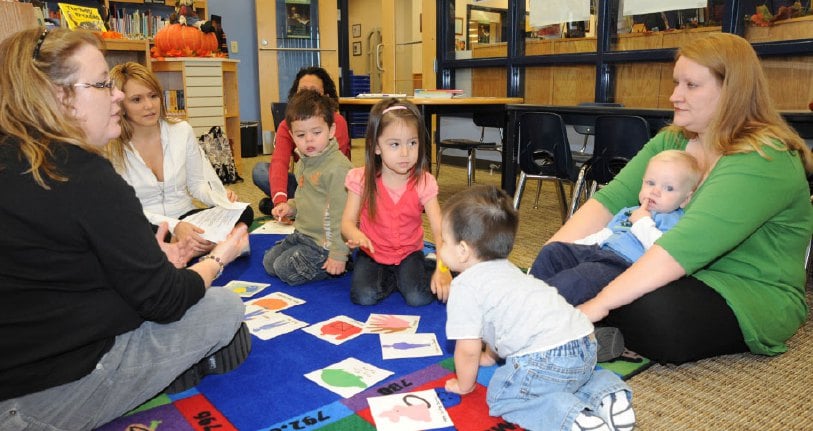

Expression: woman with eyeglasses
xmin=107 ymin=61 xmax=253 ymax=257
xmin=0 ymin=28 xmax=250 ymax=429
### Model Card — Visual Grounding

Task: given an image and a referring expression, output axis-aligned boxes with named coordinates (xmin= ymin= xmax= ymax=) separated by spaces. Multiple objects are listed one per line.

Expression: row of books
xmin=165 ymin=89 xmax=186 ymax=114
xmin=107 ymin=7 xmax=171 ymax=38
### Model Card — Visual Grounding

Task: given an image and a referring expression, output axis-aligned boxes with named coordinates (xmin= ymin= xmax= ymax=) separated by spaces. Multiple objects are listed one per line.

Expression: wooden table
xmin=339 ymin=97 xmax=523 ymax=191
xmin=503 ymin=104 xmax=813 ymax=195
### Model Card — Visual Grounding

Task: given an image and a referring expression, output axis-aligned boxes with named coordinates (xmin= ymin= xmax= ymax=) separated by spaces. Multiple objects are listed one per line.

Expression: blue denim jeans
xmin=0 ymin=288 xmax=245 ymax=431
xmin=529 ymin=242 xmax=631 ymax=305
xmin=263 ymin=231 xmax=333 ymax=286
xmin=487 ymin=335 xmax=630 ymax=431
xmin=251 ymin=161 xmax=296 ymax=200
xmin=351 ymin=250 xmax=434 ymax=306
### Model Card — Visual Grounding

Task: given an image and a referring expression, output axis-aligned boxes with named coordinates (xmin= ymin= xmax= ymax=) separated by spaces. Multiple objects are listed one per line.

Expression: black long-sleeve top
xmin=0 ymin=139 xmax=205 ymax=400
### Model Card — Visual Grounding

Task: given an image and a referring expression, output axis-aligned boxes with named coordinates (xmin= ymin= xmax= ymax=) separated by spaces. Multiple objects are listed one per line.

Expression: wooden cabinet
xmin=103 ymin=38 xmax=150 ymax=69
xmin=151 ymin=58 xmax=242 ymax=168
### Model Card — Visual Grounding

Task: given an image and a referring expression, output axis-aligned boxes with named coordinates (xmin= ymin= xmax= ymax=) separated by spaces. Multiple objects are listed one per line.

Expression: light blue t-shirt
xmin=601 ymin=206 xmax=683 ymax=263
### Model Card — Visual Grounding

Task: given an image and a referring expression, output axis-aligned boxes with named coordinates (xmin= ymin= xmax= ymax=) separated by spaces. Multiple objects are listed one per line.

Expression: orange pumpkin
xmin=197 ymin=32 xmax=218 ymax=56
xmin=179 ymin=24 xmax=201 ymax=56
xmin=154 ymin=23 xmax=182 ymax=57
xmin=153 ymin=23 xmax=204 ymax=57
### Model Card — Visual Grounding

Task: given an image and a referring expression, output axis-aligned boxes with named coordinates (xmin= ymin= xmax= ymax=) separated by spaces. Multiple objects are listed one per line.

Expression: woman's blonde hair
xmin=107 ymin=61 xmax=173 ymax=172
xmin=671 ymin=32 xmax=812 ymax=173
xmin=0 ymin=28 xmax=103 ymax=188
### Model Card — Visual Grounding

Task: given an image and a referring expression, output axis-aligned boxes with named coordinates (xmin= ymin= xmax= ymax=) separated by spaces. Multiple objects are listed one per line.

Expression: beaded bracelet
xmin=200 ymin=254 xmax=224 ymax=279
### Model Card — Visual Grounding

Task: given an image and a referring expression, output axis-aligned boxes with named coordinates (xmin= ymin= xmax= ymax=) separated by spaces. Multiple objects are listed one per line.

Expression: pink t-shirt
xmin=345 ymin=167 xmax=438 ymax=265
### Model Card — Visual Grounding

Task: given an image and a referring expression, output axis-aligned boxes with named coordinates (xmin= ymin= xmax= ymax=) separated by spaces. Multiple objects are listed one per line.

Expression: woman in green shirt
xmin=538 ymin=32 xmax=813 ymax=364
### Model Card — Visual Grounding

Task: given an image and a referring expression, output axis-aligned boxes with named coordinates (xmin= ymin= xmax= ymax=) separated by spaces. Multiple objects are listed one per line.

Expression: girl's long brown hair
xmin=361 ymin=99 xmax=430 ymax=220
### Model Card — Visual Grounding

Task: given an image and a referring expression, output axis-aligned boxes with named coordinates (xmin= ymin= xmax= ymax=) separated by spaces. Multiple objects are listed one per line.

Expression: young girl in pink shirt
xmin=341 ymin=99 xmax=452 ymax=306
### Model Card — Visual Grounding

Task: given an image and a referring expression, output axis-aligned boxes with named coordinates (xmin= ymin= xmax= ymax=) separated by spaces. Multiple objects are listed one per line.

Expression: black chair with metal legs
xmin=436 ymin=112 xmax=503 ymax=186
xmin=569 ymin=114 xmax=651 ymax=217
xmin=571 ymin=102 xmax=623 ymax=165
xmin=513 ymin=112 xmax=580 ymax=224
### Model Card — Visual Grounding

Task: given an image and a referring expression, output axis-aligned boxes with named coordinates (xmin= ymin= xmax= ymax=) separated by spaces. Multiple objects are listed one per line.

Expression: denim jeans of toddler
xmin=486 ymin=335 xmax=631 ymax=431
xmin=263 ymin=231 xmax=331 ymax=286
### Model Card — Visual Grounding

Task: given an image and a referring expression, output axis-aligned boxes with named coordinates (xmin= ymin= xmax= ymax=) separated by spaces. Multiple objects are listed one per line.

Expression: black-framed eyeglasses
xmin=73 ymin=79 xmax=114 ymax=92
xmin=32 ymin=28 xmax=48 ymax=59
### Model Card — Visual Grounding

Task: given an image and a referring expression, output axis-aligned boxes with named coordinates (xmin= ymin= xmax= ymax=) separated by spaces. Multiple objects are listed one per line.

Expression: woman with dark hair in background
xmin=252 ymin=66 xmax=351 ymax=215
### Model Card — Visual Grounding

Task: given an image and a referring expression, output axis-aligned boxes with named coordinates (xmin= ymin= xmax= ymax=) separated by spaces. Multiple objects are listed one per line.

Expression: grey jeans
xmin=0 ymin=287 xmax=245 ymax=431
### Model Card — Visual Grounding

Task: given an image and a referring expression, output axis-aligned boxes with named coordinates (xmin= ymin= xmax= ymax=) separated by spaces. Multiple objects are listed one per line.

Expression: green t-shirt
xmin=595 ymin=130 xmax=812 ymax=355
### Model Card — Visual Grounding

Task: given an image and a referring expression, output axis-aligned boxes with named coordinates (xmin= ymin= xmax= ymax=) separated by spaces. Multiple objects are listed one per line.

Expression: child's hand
xmin=226 ymin=189 xmax=238 ymax=202
xmin=629 ymin=199 xmax=651 ymax=224
xmin=444 ymin=378 xmax=474 ymax=395
xmin=345 ymin=233 xmax=374 ymax=253
xmin=322 ymin=257 xmax=346 ymax=275
xmin=271 ymin=202 xmax=293 ymax=221
xmin=430 ymin=269 xmax=452 ymax=303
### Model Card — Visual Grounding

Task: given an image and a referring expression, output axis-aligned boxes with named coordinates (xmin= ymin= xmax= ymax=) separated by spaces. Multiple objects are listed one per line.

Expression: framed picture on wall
xmin=455 ymin=18 xmax=463 ymax=35
xmin=352 ymin=41 xmax=362 ymax=56
xmin=352 ymin=23 xmax=361 ymax=38
xmin=285 ymin=0 xmax=311 ymax=38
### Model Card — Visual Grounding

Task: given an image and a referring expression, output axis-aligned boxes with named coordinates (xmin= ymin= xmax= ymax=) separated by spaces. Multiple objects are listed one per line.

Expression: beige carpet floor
xmin=231 ymin=141 xmax=813 ymax=431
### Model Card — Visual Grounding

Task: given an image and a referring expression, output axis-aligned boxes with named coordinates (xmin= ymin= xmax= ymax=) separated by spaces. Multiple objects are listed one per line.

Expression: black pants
xmin=602 ymin=276 xmax=749 ymax=365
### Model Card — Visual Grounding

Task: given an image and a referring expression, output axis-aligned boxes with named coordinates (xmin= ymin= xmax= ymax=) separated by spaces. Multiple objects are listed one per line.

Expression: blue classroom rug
xmin=96 ymin=229 xmax=651 ymax=431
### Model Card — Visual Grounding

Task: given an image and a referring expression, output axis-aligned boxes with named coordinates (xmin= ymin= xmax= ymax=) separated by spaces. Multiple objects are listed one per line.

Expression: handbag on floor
xmin=199 ymin=126 xmax=243 ymax=184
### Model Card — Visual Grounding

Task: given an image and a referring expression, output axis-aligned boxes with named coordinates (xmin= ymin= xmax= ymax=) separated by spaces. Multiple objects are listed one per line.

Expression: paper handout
xmin=182 ymin=203 xmax=249 ymax=243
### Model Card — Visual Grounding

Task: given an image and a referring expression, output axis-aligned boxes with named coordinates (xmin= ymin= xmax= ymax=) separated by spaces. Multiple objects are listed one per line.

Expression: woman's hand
xmin=322 ymin=257 xmax=346 ymax=275
xmin=174 ymin=221 xmax=214 ymax=255
xmin=155 ymin=222 xmax=193 ymax=268
xmin=226 ymin=189 xmax=238 ymax=202
xmin=430 ymin=268 xmax=452 ymax=303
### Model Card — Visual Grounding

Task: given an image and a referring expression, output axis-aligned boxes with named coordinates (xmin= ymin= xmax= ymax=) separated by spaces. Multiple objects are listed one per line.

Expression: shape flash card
xmin=304 ymin=358 xmax=393 ymax=399
xmin=246 ymin=291 xmax=305 ymax=313
xmin=362 ymin=314 xmax=420 ymax=335
xmin=368 ymin=389 xmax=453 ymax=431
xmin=380 ymin=333 xmax=443 ymax=360
xmin=244 ymin=311 xmax=307 ymax=340
xmin=303 ymin=315 xmax=365 ymax=345
xmin=222 ymin=280 xmax=271 ymax=298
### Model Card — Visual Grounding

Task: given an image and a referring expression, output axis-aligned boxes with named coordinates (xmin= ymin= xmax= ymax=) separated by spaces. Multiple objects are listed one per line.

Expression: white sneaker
xmin=572 ymin=410 xmax=610 ymax=431
xmin=598 ymin=391 xmax=636 ymax=431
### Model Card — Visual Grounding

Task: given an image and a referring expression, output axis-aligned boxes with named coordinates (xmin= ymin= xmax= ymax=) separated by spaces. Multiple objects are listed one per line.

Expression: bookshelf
xmin=40 ymin=1 xmax=208 ymax=40
xmin=151 ymin=58 xmax=242 ymax=169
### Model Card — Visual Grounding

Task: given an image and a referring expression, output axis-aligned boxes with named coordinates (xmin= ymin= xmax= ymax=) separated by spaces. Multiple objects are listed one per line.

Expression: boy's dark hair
xmin=285 ymin=89 xmax=337 ymax=127
xmin=443 ymin=185 xmax=518 ymax=261
xmin=288 ymin=66 xmax=339 ymax=101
